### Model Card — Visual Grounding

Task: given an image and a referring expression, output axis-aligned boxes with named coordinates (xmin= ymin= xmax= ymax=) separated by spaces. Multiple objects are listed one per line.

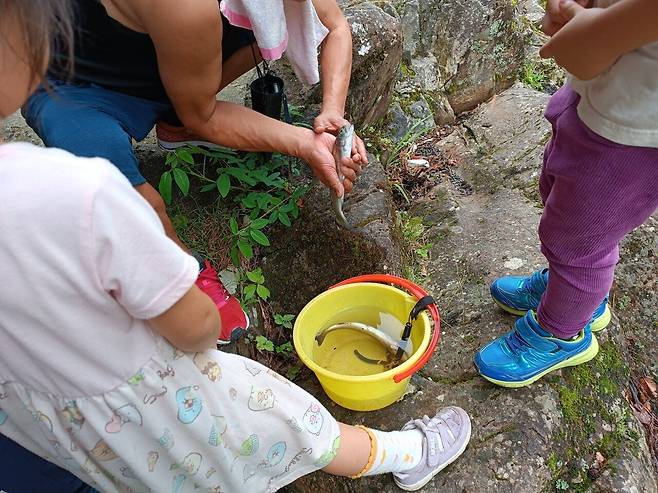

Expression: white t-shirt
xmin=0 ymin=143 xmax=199 ymax=398
xmin=569 ymin=0 xmax=658 ymax=147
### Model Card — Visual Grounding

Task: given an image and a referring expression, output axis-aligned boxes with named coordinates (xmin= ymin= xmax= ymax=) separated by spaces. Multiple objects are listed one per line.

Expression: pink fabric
xmin=220 ymin=5 xmax=252 ymax=29
xmin=0 ymin=143 xmax=199 ymax=397
xmin=219 ymin=0 xmax=329 ymax=85
xmin=536 ymin=86 xmax=658 ymax=338
xmin=259 ymin=32 xmax=289 ymax=60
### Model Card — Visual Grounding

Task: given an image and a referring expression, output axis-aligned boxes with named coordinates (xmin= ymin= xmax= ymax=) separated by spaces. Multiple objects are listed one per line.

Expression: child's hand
xmin=540 ymin=0 xmax=620 ymax=80
xmin=542 ymin=0 xmax=591 ymax=36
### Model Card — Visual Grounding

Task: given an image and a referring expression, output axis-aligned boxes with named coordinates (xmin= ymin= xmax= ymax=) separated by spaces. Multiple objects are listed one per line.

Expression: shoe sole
xmin=492 ymin=299 xmax=611 ymax=333
xmin=393 ymin=418 xmax=472 ymax=492
xmin=216 ymin=310 xmax=251 ymax=346
xmin=157 ymin=139 xmax=224 ymax=152
xmin=478 ymin=333 xmax=600 ymax=389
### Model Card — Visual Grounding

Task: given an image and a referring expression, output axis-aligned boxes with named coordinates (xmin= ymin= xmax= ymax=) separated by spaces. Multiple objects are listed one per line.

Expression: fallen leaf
xmin=640 ymin=377 xmax=657 ymax=399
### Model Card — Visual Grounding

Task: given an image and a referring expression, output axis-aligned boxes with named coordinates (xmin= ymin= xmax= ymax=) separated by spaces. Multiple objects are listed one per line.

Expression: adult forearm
xmin=185 ymin=100 xmax=313 ymax=158
xmin=319 ymin=23 xmax=353 ymax=114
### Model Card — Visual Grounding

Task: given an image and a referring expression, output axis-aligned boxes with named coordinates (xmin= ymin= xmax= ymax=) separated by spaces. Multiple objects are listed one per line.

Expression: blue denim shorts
xmin=22 ymin=81 xmax=171 ymax=186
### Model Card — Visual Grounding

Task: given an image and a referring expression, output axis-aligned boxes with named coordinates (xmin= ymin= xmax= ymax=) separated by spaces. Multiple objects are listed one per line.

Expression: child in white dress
xmin=0 ymin=2 xmax=471 ymax=492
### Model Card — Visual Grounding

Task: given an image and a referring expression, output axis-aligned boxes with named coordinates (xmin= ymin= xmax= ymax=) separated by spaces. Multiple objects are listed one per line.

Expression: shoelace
xmin=197 ymin=268 xmax=230 ymax=303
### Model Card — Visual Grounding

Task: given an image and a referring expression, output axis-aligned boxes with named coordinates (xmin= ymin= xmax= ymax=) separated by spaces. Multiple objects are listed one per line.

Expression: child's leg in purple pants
xmin=537 ymin=86 xmax=658 ymax=339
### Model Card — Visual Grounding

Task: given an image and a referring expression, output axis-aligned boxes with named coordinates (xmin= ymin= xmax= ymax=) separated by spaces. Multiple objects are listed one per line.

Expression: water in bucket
xmin=312 ymin=307 xmax=413 ymax=377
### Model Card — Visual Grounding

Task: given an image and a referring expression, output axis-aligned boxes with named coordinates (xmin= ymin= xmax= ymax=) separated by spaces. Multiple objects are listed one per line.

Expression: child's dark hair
xmin=0 ymin=0 xmax=73 ymax=82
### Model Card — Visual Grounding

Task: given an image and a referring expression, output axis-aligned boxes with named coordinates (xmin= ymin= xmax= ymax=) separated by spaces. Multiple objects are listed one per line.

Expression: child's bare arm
xmin=612 ymin=0 xmax=658 ymax=54
xmin=540 ymin=0 xmax=658 ymax=80
xmin=542 ymin=0 xmax=592 ymax=36
xmin=148 ymin=286 xmax=220 ymax=352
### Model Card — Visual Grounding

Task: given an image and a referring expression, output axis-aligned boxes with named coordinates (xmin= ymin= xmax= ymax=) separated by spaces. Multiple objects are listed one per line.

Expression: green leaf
xmin=176 ymin=148 xmax=195 ymax=165
xmin=237 ymin=239 xmax=254 ymax=259
xmin=229 ymin=217 xmax=239 ymax=235
xmin=230 ymin=245 xmax=240 ymax=267
xmin=216 ymin=174 xmax=231 ymax=198
xmin=274 ymin=314 xmax=295 ymax=327
xmin=172 ymin=168 xmax=190 ymax=196
xmin=200 ymin=183 xmax=216 ymax=193
xmin=255 ymin=335 xmax=274 ymax=352
xmin=256 ymin=194 xmax=271 ymax=211
xmin=225 ymin=167 xmax=257 ymax=186
xmin=243 ymin=283 xmax=257 ymax=300
xmin=278 ymin=211 xmax=291 ymax=227
xmin=256 ymin=284 xmax=270 ymax=300
xmin=242 ymin=193 xmax=257 ymax=209
xmin=250 ymin=229 xmax=270 ymax=247
xmin=250 ymin=218 xmax=268 ymax=230
xmin=268 ymin=211 xmax=279 ymax=223
xmin=158 ymin=172 xmax=173 ymax=205
xmin=275 ymin=341 xmax=293 ymax=354
xmin=245 ymin=268 xmax=263 ymax=284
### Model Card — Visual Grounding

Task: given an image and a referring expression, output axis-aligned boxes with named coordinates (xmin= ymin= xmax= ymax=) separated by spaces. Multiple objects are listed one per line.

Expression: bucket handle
xmin=331 ymin=274 xmax=440 ymax=383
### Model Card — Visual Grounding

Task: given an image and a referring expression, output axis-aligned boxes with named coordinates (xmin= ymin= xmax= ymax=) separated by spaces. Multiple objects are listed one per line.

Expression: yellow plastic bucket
xmin=293 ymin=276 xmax=437 ymax=411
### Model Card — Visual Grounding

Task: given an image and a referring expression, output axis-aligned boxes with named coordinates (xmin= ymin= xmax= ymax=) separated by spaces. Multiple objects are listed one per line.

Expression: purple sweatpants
xmin=537 ymin=86 xmax=658 ymax=339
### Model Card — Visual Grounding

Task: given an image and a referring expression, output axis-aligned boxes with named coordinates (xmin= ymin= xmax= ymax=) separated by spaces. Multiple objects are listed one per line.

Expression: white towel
xmin=220 ymin=0 xmax=330 ymax=85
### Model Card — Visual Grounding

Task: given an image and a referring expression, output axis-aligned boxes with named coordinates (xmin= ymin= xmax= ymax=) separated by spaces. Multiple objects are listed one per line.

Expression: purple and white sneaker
xmin=393 ymin=407 xmax=471 ymax=491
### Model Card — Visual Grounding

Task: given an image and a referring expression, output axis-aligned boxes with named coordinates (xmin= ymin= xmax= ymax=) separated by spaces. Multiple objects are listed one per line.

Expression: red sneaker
xmin=156 ymin=121 xmax=223 ymax=152
xmin=196 ymin=260 xmax=249 ymax=345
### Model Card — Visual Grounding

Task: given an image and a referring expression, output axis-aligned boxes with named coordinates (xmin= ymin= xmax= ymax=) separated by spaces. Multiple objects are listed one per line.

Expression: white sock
xmin=360 ymin=426 xmax=423 ymax=476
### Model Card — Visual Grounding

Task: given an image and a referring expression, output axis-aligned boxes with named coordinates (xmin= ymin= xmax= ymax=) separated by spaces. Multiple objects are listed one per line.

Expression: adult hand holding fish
xmin=297 ymin=129 xmax=365 ymax=198
xmin=314 ymin=109 xmax=368 ymax=165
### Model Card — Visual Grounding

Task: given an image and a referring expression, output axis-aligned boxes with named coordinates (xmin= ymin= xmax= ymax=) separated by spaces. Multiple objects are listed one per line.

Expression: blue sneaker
xmin=490 ymin=268 xmax=611 ymax=332
xmin=475 ymin=311 xmax=599 ymax=388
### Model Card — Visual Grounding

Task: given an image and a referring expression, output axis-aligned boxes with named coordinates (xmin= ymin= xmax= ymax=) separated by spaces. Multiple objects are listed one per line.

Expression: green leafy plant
xmin=275 ymin=341 xmax=293 ymax=354
xmin=273 ymin=313 xmax=295 ymax=330
xmin=243 ymin=267 xmax=270 ymax=302
xmin=160 ymin=146 xmax=307 ymax=267
xmin=384 ymin=119 xmax=427 ymax=168
xmin=519 ymin=58 xmax=565 ymax=93
xmin=255 ymin=335 xmax=275 ymax=352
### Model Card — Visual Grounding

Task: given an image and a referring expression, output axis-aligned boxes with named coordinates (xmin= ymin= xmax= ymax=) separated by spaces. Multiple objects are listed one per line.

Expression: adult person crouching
xmin=22 ymin=0 xmax=368 ymax=344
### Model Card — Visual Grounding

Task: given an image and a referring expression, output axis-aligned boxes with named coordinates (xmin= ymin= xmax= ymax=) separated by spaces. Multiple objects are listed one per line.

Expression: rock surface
xmin=285 ymin=84 xmax=658 ymax=492
xmin=391 ymin=0 xmax=528 ymax=121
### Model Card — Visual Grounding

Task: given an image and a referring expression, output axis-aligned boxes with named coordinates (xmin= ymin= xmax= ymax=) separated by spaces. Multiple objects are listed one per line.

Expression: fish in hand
xmin=331 ymin=124 xmax=354 ymax=229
